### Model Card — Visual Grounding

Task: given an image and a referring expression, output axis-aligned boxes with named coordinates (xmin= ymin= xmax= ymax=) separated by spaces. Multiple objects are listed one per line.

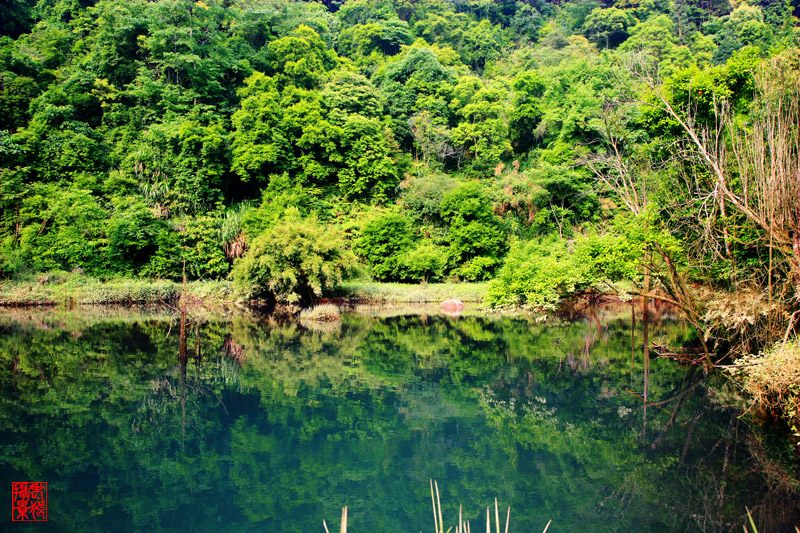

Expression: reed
xmin=322 ymin=480 xmax=551 ymax=532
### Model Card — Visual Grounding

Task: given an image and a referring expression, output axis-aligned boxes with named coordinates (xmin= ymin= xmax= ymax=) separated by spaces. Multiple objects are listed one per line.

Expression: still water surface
xmin=0 ymin=305 xmax=796 ymax=531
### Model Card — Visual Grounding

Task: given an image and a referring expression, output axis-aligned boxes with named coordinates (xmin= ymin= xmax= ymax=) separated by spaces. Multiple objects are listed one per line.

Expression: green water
xmin=0 ymin=306 xmax=796 ymax=531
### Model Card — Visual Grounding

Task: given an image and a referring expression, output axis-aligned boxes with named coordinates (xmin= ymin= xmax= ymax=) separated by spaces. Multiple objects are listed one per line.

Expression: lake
xmin=0 ymin=304 xmax=797 ymax=531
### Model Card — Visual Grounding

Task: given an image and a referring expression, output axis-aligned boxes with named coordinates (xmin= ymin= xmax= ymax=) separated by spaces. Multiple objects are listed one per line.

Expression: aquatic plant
xmin=322 ymin=480 xmax=552 ymax=533
xmin=300 ymin=304 xmax=342 ymax=322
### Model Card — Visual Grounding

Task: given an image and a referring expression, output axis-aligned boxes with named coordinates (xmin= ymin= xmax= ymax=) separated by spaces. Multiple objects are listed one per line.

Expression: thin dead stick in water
xmin=542 ymin=519 xmax=552 ymax=533
xmin=504 ymin=506 xmax=510 ymax=533
xmin=322 ymin=519 xmax=330 ymax=533
xmin=340 ymin=506 xmax=347 ymax=533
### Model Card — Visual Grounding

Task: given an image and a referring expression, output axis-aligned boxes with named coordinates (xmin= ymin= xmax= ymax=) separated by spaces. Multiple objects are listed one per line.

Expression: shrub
xmin=486 ymin=239 xmax=591 ymax=309
xmin=355 ymin=211 xmax=414 ymax=281
xmin=728 ymin=340 xmax=800 ymax=427
xmin=107 ymin=200 xmax=170 ymax=276
xmin=486 ymin=230 xmax=645 ymax=309
xmin=402 ymin=240 xmax=448 ymax=282
xmin=16 ymin=186 xmax=109 ymax=274
xmin=453 ymin=256 xmax=500 ymax=282
xmin=446 ymin=220 xmax=506 ymax=267
xmin=231 ymin=209 xmax=355 ymax=304
xmin=181 ymin=215 xmax=230 ymax=280
xmin=0 ymin=235 xmax=25 ymax=277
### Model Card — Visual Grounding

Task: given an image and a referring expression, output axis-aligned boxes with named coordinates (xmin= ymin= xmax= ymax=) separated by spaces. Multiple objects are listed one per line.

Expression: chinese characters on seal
xmin=12 ymin=482 xmax=48 ymax=522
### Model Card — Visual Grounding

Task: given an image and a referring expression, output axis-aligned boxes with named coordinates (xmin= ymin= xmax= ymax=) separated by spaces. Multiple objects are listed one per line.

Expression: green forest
xmin=2 ymin=0 xmax=800 ymax=399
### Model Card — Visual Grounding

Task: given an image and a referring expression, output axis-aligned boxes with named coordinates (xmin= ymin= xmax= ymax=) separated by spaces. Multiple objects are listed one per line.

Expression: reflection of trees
xmin=0 ymin=308 xmax=796 ymax=531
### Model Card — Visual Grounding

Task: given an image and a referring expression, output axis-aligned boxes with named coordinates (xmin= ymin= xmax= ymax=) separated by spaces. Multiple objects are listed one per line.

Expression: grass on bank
xmin=0 ymin=273 xmax=489 ymax=307
xmin=0 ymin=272 xmax=235 ymax=307
xmin=335 ymin=280 xmax=488 ymax=303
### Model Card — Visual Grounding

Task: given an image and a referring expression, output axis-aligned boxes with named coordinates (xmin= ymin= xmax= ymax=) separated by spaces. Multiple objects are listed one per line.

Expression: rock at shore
xmin=440 ymin=298 xmax=464 ymax=313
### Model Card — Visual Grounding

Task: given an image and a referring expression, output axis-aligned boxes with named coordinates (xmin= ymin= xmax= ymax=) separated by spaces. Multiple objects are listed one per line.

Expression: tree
xmin=321 ymin=71 xmax=383 ymax=119
xmin=375 ymin=44 xmax=456 ymax=146
xmin=449 ymin=77 xmax=512 ymax=171
xmin=582 ymin=7 xmax=635 ymax=49
xmin=510 ymin=71 xmax=546 ymax=153
xmin=440 ymin=182 xmax=508 ymax=279
xmin=231 ymin=73 xmax=287 ymax=182
xmin=402 ymin=240 xmax=448 ymax=282
xmin=336 ymin=114 xmax=402 ymax=200
xmin=106 ymin=199 xmax=173 ymax=276
xmin=265 ymin=25 xmax=338 ymax=89
xmin=124 ymin=114 xmax=228 ymax=215
xmin=338 ymin=19 xmax=414 ymax=58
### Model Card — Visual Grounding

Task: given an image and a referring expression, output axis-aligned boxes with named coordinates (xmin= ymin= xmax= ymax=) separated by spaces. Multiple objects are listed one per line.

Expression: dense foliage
xmin=0 ymin=0 xmax=798 ymax=307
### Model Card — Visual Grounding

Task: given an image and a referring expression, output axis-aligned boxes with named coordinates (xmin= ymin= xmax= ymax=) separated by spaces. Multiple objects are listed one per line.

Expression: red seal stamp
xmin=11 ymin=482 xmax=48 ymax=522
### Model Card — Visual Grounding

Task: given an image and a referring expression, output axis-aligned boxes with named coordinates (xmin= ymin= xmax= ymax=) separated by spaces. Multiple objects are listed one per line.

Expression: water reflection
xmin=0 ymin=305 xmax=797 ymax=531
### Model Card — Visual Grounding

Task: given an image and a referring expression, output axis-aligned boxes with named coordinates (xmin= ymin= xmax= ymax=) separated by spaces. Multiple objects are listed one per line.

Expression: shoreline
xmin=0 ymin=274 xmax=656 ymax=327
xmin=0 ymin=275 xmax=490 ymax=309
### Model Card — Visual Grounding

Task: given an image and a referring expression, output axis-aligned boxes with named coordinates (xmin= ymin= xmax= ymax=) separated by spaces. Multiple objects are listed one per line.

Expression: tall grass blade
xmin=542 ymin=519 xmax=552 ymax=533
xmin=323 ymin=519 xmax=330 ymax=533
xmin=504 ymin=506 xmax=510 ymax=533
xmin=745 ymin=507 xmax=758 ymax=533
xmin=431 ymin=480 xmax=439 ymax=533
xmin=340 ymin=506 xmax=347 ymax=533
xmin=435 ymin=480 xmax=443 ymax=533
xmin=494 ymin=498 xmax=500 ymax=533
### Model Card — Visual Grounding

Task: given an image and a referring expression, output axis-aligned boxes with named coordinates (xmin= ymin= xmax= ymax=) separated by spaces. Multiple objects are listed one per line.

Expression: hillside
xmin=0 ymin=0 xmax=798 ymax=307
